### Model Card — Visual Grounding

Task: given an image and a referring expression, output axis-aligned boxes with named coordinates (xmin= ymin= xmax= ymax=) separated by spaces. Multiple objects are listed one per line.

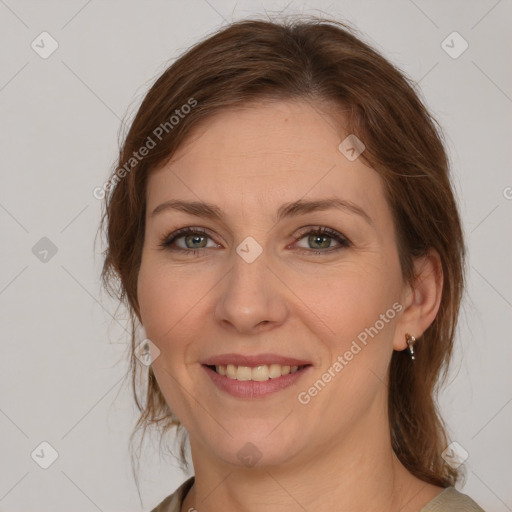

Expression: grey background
xmin=0 ymin=0 xmax=511 ymax=511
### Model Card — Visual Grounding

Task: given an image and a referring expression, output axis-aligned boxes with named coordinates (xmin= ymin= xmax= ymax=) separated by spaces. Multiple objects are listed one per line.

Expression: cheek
xmin=304 ymin=258 xmax=402 ymax=362
xmin=137 ymin=261 xmax=186 ymax=344
xmin=303 ymin=270 xmax=401 ymax=409
xmin=137 ymin=258 xmax=212 ymax=372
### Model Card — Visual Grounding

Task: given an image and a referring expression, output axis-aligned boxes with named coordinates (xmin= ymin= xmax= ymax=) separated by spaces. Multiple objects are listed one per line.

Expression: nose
xmin=214 ymin=247 xmax=289 ymax=334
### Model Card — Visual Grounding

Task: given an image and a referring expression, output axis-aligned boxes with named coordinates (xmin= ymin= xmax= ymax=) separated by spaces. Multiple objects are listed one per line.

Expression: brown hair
xmin=98 ymin=15 xmax=466 ymax=492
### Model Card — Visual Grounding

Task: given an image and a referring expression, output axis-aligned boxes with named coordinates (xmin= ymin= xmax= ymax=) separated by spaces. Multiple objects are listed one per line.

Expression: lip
xmin=201 ymin=353 xmax=312 ymax=367
xmin=202 ymin=364 xmax=312 ymax=399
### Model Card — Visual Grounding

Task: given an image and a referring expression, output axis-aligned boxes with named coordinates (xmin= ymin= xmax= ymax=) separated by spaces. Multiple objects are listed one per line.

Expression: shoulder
xmin=149 ymin=480 xmax=486 ymax=512
xmin=150 ymin=477 xmax=195 ymax=512
xmin=420 ymin=487 xmax=486 ymax=512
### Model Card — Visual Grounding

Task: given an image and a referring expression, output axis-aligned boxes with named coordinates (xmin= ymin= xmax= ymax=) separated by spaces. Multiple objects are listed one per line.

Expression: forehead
xmin=167 ymin=99 xmax=349 ymax=172
xmin=146 ymin=100 xmax=388 ymax=224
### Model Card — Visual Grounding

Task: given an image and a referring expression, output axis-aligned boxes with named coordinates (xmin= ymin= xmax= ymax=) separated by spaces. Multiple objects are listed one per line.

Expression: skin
xmin=137 ymin=99 xmax=445 ymax=512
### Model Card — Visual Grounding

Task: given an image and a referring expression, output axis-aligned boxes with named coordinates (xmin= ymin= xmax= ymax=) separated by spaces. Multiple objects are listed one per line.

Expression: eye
xmin=158 ymin=227 xmax=218 ymax=255
xmin=158 ymin=226 xmax=351 ymax=256
xmin=293 ymin=226 xmax=351 ymax=255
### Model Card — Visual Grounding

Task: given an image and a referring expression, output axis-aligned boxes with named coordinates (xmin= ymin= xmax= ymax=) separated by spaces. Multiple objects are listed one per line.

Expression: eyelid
xmin=292 ymin=225 xmax=351 ymax=244
xmin=291 ymin=226 xmax=351 ymax=254
xmin=159 ymin=226 xmax=219 ymax=249
xmin=159 ymin=225 xmax=351 ymax=253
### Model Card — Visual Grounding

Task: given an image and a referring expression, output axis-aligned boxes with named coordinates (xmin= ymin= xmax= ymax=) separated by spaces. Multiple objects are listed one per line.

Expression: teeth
xmin=214 ymin=364 xmax=302 ymax=381
xmin=226 ymin=364 xmax=237 ymax=379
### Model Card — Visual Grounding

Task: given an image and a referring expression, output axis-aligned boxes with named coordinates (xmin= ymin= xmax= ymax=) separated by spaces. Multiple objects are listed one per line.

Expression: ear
xmin=393 ymin=249 xmax=443 ymax=351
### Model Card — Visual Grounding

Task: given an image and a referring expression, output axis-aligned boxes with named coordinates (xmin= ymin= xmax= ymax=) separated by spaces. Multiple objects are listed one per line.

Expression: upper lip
xmin=201 ymin=353 xmax=312 ymax=367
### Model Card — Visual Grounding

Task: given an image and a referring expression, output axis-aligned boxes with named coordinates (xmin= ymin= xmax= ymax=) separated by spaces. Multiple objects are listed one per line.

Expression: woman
xmin=99 ymin=16 xmax=485 ymax=512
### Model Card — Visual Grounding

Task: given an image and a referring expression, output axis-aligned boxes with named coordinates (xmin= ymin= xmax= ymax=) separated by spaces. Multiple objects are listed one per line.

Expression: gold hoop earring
xmin=405 ymin=333 xmax=416 ymax=361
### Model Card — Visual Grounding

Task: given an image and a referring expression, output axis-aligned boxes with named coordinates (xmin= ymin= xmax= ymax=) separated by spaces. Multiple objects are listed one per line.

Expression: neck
xmin=181 ymin=397 xmax=441 ymax=512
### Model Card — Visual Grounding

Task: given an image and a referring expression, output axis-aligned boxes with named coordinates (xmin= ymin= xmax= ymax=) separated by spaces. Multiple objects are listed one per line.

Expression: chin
xmin=201 ymin=425 xmax=304 ymax=469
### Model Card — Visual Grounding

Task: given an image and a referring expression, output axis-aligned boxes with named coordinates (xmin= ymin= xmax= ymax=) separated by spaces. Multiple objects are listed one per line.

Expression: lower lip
xmin=202 ymin=365 xmax=311 ymax=399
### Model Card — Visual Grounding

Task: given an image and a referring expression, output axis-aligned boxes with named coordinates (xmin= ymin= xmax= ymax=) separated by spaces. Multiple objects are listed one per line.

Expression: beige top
xmin=150 ymin=477 xmax=486 ymax=512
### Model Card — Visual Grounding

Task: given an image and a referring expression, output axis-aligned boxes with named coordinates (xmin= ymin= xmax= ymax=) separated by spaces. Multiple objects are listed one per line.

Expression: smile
xmin=209 ymin=363 xmax=305 ymax=381
xmin=202 ymin=363 xmax=312 ymax=399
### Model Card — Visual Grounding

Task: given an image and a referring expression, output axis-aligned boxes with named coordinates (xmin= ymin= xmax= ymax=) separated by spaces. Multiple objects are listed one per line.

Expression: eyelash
xmin=158 ymin=226 xmax=351 ymax=256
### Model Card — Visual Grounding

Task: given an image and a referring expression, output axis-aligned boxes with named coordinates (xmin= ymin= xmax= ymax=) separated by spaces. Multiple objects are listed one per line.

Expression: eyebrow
xmin=151 ymin=197 xmax=374 ymax=226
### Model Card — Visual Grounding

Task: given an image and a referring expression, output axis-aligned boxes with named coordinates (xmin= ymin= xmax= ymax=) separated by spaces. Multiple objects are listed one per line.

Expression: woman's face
xmin=137 ymin=99 xmax=409 ymax=468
